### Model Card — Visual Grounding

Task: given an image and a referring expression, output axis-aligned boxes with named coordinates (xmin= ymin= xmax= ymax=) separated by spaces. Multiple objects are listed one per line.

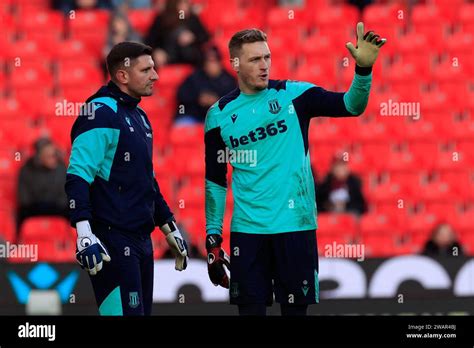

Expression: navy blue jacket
xmin=65 ymin=81 xmax=173 ymax=234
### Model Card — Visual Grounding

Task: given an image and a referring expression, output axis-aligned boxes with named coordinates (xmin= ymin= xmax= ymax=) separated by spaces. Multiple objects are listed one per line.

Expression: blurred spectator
xmin=16 ymin=138 xmax=68 ymax=236
xmin=105 ymin=11 xmax=142 ymax=54
xmin=175 ymin=45 xmax=236 ymax=124
xmin=422 ymin=223 xmax=464 ymax=257
xmin=102 ymin=11 xmax=142 ymax=77
xmin=145 ymin=0 xmax=210 ymax=67
xmin=278 ymin=0 xmax=304 ymax=6
xmin=112 ymin=0 xmax=151 ymax=10
xmin=347 ymin=0 xmax=373 ymax=12
xmin=316 ymin=153 xmax=367 ymax=215
xmin=53 ymin=0 xmax=113 ymax=14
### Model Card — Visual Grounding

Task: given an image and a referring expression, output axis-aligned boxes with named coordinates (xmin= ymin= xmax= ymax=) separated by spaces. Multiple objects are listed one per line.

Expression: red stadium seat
xmin=362 ymin=234 xmax=400 ymax=257
xmin=68 ymin=10 xmax=109 ymax=57
xmin=19 ymin=216 xmax=72 ymax=242
xmin=363 ymin=3 xmax=405 ymax=29
xmin=16 ymin=217 xmax=75 ymax=262
xmin=459 ymin=3 xmax=474 ymax=32
xmin=0 ymin=117 xmax=40 ymax=151
xmin=366 ymin=180 xmax=413 ymax=206
xmin=175 ymin=207 xmax=206 ymax=255
xmin=406 ymin=212 xmax=439 ymax=236
xmin=61 ymin=85 xmax=99 ymax=103
xmin=316 ymin=213 xmax=358 ymax=240
xmin=412 ymin=181 xmax=459 ymax=204
xmin=431 ymin=149 xmax=471 ymax=173
xmin=176 ymin=183 xmax=204 ymax=209
xmin=169 ymin=124 xmax=204 ymax=147
xmin=18 ymin=10 xmax=64 ymax=41
xmin=9 ymin=63 xmax=53 ymax=91
xmin=128 ymin=9 xmax=156 ymax=36
xmin=450 ymin=210 xmax=474 ymax=236
xmin=422 ymin=202 xmax=463 ymax=221
xmin=55 ymin=39 xmax=92 ymax=63
xmin=151 ymin=228 xmax=169 ymax=259
xmin=377 ymin=151 xmax=418 ymax=172
xmin=359 ymin=212 xmax=404 ymax=236
xmin=157 ymin=64 xmax=194 ymax=90
xmin=0 ymin=209 xmax=16 ymax=243
xmin=58 ymin=61 xmax=104 ymax=88
xmin=313 ymin=4 xmax=358 ymax=34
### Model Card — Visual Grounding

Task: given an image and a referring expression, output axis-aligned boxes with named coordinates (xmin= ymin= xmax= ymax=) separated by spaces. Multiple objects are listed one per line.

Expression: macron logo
xmin=18 ymin=322 xmax=56 ymax=341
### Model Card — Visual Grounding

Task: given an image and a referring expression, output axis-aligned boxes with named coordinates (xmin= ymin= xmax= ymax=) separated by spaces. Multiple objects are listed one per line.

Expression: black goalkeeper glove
xmin=206 ymin=234 xmax=230 ymax=288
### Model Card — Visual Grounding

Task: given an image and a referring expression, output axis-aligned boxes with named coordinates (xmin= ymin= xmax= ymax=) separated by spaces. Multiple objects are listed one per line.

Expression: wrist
xmin=160 ymin=217 xmax=177 ymax=235
xmin=206 ymin=234 xmax=222 ymax=250
xmin=76 ymin=220 xmax=92 ymax=238
xmin=355 ymin=65 xmax=372 ymax=76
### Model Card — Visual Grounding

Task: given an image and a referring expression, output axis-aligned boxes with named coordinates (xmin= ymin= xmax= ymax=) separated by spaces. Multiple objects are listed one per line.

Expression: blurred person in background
xmin=316 ymin=153 xmax=367 ymax=215
xmin=102 ymin=11 xmax=142 ymax=77
xmin=175 ymin=45 xmax=236 ymax=124
xmin=111 ymin=0 xmax=151 ymax=10
xmin=422 ymin=222 xmax=464 ymax=257
xmin=53 ymin=0 xmax=113 ymax=13
xmin=145 ymin=0 xmax=210 ymax=67
xmin=16 ymin=138 xmax=68 ymax=237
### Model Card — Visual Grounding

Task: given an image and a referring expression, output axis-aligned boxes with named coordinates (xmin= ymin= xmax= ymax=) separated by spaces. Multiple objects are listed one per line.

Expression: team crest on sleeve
xmin=268 ymin=99 xmax=281 ymax=114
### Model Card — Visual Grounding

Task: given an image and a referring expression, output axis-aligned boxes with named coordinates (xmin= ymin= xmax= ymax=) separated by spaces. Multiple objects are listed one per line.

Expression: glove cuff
xmin=206 ymin=234 xmax=223 ymax=250
xmin=160 ymin=216 xmax=177 ymax=235
xmin=76 ymin=220 xmax=92 ymax=238
xmin=355 ymin=65 xmax=372 ymax=76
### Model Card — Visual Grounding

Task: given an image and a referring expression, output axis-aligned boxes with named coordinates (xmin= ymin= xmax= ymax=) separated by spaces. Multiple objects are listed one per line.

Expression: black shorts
xmin=229 ymin=229 xmax=319 ymax=306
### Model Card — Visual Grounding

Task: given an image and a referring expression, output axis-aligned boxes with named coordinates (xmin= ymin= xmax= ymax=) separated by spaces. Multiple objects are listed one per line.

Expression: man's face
xmin=39 ymin=144 xmax=58 ymax=170
xmin=233 ymin=41 xmax=271 ymax=93
xmin=121 ymin=55 xmax=158 ymax=98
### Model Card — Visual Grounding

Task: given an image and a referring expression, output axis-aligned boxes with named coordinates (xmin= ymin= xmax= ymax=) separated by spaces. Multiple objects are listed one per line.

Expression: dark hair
xmin=106 ymin=41 xmax=153 ymax=80
xmin=228 ymin=28 xmax=267 ymax=58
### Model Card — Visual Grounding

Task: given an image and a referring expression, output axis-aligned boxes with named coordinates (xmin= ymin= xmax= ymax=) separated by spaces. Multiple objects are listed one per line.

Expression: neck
xmin=112 ymin=80 xmax=140 ymax=99
xmin=238 ymin=80 xmax=263 ymax=95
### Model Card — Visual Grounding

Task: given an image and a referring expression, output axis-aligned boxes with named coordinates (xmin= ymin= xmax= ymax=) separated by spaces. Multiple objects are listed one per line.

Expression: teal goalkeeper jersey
xmin=205 ymin=68 xmax=372 ymax=234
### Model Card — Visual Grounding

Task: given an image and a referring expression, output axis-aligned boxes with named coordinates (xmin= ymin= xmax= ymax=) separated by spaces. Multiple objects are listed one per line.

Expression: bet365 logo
xmin=229 ymin=119 xmax=288 ymax=148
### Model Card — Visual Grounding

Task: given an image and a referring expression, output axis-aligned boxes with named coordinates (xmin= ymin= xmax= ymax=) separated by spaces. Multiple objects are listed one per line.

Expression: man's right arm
xmin=65 ymin=103 xmax=119 ymax=226
xmin=204 ymin=105 xmax=227 ymax=236
xmin=204 ymin=105 xmax=231 ymax=288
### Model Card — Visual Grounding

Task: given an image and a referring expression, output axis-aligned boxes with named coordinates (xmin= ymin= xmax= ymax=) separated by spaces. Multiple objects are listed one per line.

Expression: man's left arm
xmin=293 ymin=22 xmax=386 ymax=118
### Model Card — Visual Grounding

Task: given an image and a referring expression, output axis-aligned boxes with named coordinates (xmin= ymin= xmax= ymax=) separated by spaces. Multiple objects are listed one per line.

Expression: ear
xmin=115 ymin=69 xmax=129 ymax=84
xmin=230 ymin=57 xmax=240 ymax=73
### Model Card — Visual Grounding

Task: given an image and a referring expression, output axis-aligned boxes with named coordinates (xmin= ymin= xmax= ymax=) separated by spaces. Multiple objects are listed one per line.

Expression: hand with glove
xmin=160 ymin=217 xmax=189 ymax=271
xmin=76 ymin=220 xmax=111 ymax=276
xmin=206 ymin=234 xmax=230 ymax=288
xmin=346 ymin=22 xmax=387 ymax=68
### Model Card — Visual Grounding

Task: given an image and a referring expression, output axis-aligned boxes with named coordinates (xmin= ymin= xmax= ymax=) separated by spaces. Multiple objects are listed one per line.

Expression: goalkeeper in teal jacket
xmin=204 ymin=23 xmax=386 ymax=316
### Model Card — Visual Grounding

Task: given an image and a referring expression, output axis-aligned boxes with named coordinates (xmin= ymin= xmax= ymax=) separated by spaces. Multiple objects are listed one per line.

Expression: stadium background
xmin=0 ymin=0 xmax=473 ymax=315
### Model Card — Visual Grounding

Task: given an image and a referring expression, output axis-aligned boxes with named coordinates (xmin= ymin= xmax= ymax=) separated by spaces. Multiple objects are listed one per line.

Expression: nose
xmin=151 ymin=69 xmax=158 ymax=81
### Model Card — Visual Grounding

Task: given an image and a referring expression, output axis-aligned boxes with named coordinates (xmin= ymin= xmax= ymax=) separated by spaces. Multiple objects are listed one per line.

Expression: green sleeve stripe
xmin=343 ymin=72 xmax=372 ymax=115
xmin=205 ymin=179 xmax=227 ymax=233
xmin=67 ymin=128 xmax=120 ymax=184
